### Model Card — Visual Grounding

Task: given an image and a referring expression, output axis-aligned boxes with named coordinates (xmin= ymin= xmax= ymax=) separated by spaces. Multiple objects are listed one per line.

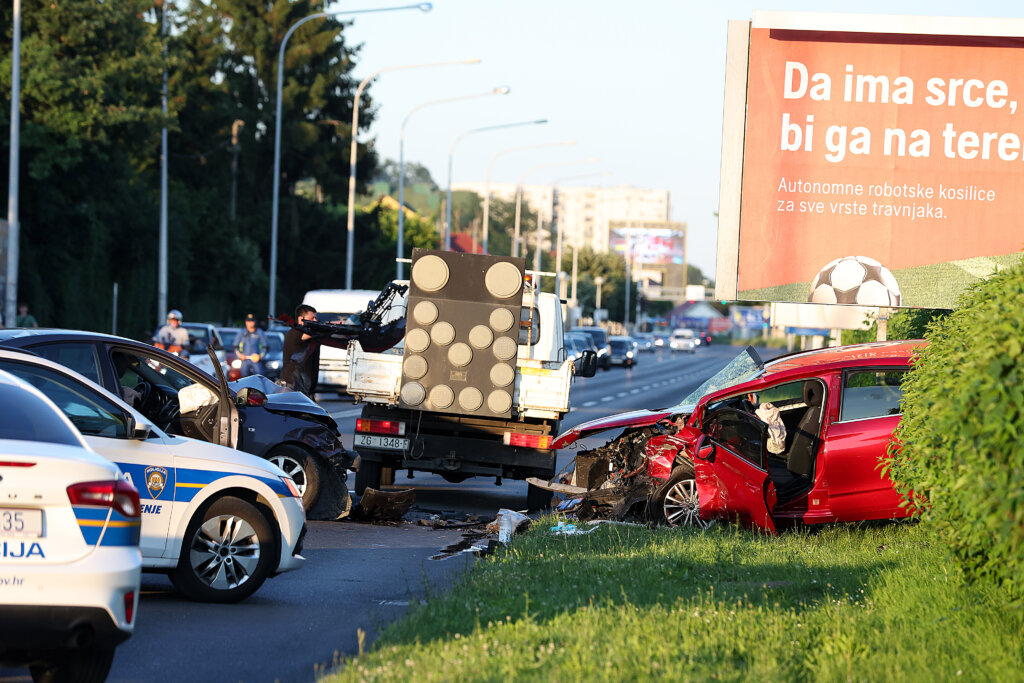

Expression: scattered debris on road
xmin=430 ymin=532 xmax=498 ymax=560
xmin=351 ymin=487 xmax=416 ymax=521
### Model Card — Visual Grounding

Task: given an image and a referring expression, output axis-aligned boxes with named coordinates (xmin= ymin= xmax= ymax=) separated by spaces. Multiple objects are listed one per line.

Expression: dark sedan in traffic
xmin=0 ymin=329 xmax=350 ymax=517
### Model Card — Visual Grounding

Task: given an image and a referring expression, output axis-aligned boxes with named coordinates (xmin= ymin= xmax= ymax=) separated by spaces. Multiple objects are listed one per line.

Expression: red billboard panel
xmin=717 ymin=13 xmax=1024 ymax=308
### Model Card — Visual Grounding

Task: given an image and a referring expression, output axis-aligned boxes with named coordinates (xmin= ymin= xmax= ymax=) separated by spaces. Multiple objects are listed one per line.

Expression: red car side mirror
xmin=694 ymin=435 xmax=716 ymax=462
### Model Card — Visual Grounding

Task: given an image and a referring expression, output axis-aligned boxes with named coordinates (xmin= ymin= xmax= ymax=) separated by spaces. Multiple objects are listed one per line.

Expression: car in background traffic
xmin=565 ymin=331 xmax=600 ymax=372
xmin=0 ymin=370 xmax=142 ymax=681
xmin=0 ymin=350 xmax=307 ymax=603
xmin=217 ymin=326 xmax=244 ymax=380
xmin=261 ymin=330 xmax=286 ymax=381
xmin=553 ymin=342 xmax=920 ymax=532
xmin=633 ymin=332 xmax=655 ymax=352
xmin=608 ymin=336 xmax=639 ymax=368
xmin=653 ymin=333 xmax=669 ymax=349
xmin=572 ymin=326 xmax=612 ymax=370
xmin=0 ymin=329 xmax=350 ymax=516
xmin=669 ymin=328 xmax=697 ymax=353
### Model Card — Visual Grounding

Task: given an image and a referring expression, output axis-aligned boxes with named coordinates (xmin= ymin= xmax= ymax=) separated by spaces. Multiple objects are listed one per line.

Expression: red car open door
xmin=692 ymin=408 xmax=777 ymax=532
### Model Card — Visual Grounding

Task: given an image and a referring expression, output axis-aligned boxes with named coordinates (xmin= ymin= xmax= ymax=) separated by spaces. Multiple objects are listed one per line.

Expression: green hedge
xmin=887 ymin=255 xmax=1024 ymax=598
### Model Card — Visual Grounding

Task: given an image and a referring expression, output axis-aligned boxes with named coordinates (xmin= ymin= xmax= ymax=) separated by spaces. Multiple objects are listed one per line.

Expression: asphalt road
xmin=1 ymin=344 xmax=762 ymax=683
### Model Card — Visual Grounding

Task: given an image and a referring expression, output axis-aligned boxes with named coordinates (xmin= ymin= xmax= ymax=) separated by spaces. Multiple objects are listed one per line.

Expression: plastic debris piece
xmin=496 ymin=508 xmax=531 ymax=544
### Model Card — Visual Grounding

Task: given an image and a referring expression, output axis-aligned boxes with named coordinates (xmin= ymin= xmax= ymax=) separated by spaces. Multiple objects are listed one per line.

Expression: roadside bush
xmin=887 ymin=255 xmax=1024 ymax=598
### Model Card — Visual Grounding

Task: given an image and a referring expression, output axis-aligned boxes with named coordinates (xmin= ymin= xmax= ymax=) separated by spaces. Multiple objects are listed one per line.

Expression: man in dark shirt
xmin=281 ymin=305 xmax=319 ymax=397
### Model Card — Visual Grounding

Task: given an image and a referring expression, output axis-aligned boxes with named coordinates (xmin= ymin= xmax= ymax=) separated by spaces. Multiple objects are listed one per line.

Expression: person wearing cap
xmin=232 ymin=313 xmax=268 ymax=378
xmin=152 ymin=309 xmax=190 ymax=354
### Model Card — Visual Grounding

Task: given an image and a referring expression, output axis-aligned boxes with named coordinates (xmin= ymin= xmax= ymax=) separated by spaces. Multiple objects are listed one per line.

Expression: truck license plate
xmin=354 ymin=434 xmax=409 ymax=451
xmin=0 ymin=508 xmax=43 ymax=538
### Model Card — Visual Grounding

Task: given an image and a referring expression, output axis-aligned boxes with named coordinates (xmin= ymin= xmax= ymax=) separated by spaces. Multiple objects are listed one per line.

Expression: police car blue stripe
xmin=116 ymin=463 xmax=292 ymax=504
xmin=98 ymin=522 xmax=141 ymax=547
xmin=72 ymin=505 xmax=108 ymax=545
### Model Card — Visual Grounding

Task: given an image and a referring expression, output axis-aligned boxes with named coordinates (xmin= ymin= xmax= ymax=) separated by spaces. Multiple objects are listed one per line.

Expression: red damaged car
xmin=551 ymin=341 xmax=921 ymax=532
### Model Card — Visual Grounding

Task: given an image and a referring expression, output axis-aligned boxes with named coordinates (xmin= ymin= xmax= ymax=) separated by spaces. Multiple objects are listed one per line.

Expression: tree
xmin=0 ymin=0 xmax=166 ymax=334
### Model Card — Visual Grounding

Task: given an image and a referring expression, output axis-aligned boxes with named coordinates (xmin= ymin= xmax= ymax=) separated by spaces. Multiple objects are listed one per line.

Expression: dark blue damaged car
xmin=0 ymin=329 xmax=350 ymax=516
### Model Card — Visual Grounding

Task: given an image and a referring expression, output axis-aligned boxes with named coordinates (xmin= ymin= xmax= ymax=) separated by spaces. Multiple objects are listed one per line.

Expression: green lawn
xmin=325 ymin=521 xmax=1024 ymax=682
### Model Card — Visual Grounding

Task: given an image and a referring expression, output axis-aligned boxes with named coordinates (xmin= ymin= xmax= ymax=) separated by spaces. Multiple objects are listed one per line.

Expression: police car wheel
xmin=30 ymin=647 xmax=115 ymax=683
xmin=171 ymin=496 xmax=275 ymax=603
xmin=268 ymin=446 xmax=322 ymax=511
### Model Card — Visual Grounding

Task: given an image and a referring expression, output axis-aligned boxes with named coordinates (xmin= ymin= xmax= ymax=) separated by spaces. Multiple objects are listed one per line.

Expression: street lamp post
xmin=269 ymin=2 xmax=432 ymax=317
xmin=445 ymin=119 xmax=548 ymax=251
xmin=397 ymin=86 xmax=509 ymax=279
xmin=513 ymin=158 xmax=598 ymax=262
xmin=594 ymin=275 xmax=605 ymax=318
xmin=4 ymin=0 xmax=20 ymax=328
xmin=481 ymin=140 xmax=574 ymax=255
xmin=347 ymin=58 xmax=481 ymax=289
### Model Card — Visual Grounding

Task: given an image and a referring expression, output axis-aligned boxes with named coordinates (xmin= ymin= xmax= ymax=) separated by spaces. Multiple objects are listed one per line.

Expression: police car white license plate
xmin=0 ymin=508 xmax=43 ymax=538
xmin=354 ymin=434 xmax=409 ymax=451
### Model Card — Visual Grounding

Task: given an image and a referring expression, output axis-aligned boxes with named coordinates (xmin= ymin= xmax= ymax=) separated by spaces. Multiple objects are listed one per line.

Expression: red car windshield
xmin=673 ymin=346 xmax=765 ymax=409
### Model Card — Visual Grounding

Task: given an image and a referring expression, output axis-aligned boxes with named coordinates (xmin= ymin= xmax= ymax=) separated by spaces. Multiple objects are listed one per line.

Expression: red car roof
xmin=762 ymin=340 xmax=925 ymax=379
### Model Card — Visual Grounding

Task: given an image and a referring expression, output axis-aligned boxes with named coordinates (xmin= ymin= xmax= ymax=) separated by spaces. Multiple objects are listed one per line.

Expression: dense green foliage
xmin=327 ymin=522 xmax=1023 ymax=681
xmin=887 ymin=256 xmax=1024 ymax=598
xmin=0 ymin=0 xmax=432 ymax=338
xmin=841 ymin=307 xmax=948 ymax=345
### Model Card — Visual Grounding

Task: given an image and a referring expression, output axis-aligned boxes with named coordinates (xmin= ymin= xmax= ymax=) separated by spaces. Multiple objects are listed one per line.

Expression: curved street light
xmin=269 ymin=2 xmax=432 ymax=316
xmin=396 ymin=86 xmax=510 ymax=279
xmin=445 ymin=118 xmax=548 ymax=251
xmin=513 ymin=158 xmax=599 ymax=268
xmin=480 ymin=140 xmax=575 ymax=255
xmin=346 ymin=57 xmax=482 ymax=288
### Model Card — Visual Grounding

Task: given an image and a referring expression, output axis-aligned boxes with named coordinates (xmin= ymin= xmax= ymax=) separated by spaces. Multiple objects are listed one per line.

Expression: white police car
xmin=0 ymin=369 xmax=142 ymax=682
xmin=0 ymin=349 xmax=306 ymax=603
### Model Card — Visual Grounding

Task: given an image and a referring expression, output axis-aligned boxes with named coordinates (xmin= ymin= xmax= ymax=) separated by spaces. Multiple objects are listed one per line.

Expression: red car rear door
xmin=693 ymin=408 xmax=777 ymax=532
xmin=821 ymin=368 xmax=908 ymax=521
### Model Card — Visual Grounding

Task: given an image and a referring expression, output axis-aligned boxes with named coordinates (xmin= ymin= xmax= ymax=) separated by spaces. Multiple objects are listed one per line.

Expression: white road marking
xmin=630 ymin=389 xmax=641 ymax=394
xmin=600 ymin=396 xmax=615 ymax=402
xmin=582 ymin=401 xmax=597 ymax=407
xmin=616 ymin=392 xmax=627 ymax=397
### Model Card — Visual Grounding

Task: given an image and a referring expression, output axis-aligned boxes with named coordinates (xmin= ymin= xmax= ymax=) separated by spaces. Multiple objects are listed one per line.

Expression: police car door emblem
xmin=145 ymin=466 xmax=168 ymax=498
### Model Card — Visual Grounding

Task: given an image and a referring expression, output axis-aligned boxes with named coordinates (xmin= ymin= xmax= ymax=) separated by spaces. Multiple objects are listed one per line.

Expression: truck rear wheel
xmin=355 ymin=460 xmax=381 ymax=495
xmin=526 ymin=482 xmax=553 ymax=512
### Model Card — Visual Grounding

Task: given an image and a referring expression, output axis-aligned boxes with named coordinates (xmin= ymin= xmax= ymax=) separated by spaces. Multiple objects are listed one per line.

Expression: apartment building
xmin=450 ymin=182 xmax=671 ymax=254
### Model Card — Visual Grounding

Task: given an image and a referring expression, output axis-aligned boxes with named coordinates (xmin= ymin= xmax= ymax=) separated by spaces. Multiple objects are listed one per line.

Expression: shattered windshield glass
xmin=673 ymin=346 xmax=765 ymax=408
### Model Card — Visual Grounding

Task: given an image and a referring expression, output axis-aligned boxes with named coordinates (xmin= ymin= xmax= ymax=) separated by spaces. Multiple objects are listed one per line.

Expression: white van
xmin=301 ymin=288 xmax=407 ymax=391
xmin=669 ymin=327 xmax=697 ymax=353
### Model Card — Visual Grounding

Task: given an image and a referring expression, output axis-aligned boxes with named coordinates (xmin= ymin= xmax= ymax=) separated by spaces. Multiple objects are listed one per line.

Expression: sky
xmin=338 ymin=0 xmax=1024 ymax=278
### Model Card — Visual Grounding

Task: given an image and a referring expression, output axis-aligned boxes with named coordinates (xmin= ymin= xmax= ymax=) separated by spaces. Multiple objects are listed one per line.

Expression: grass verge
xmin=324 ymin=521 xmax=1023 ymax=682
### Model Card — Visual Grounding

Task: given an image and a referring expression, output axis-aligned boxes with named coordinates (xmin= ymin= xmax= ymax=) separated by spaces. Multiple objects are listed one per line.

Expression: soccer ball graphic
xmin=808 ymin=256 xmax=902 ymax=306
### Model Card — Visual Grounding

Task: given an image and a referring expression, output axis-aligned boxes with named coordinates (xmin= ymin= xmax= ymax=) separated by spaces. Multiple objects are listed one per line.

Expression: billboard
xmin=608 ymin=221 xmax=687 ymax=266
xmin=717 ymin=12 xmax=1024 ymax=308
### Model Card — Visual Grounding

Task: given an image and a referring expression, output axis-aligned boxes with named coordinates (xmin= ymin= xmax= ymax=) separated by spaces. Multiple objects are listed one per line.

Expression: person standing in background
xmin=233 ymin=313 xmax=268 ymax=377
xmin=16 ymin=303 xmax=38 ymax=328
xmin=152 ymin=309 xmax=189 ymax=354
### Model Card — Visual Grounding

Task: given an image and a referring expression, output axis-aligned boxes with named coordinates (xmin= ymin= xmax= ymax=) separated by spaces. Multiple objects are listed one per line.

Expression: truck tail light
xmin=356 ymin=418 xmax=406 ymax=436
xmin=67 ymin=480 xmax=142 ymax=519
xmin=503 ymin=432 xmax=552 ymax=449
